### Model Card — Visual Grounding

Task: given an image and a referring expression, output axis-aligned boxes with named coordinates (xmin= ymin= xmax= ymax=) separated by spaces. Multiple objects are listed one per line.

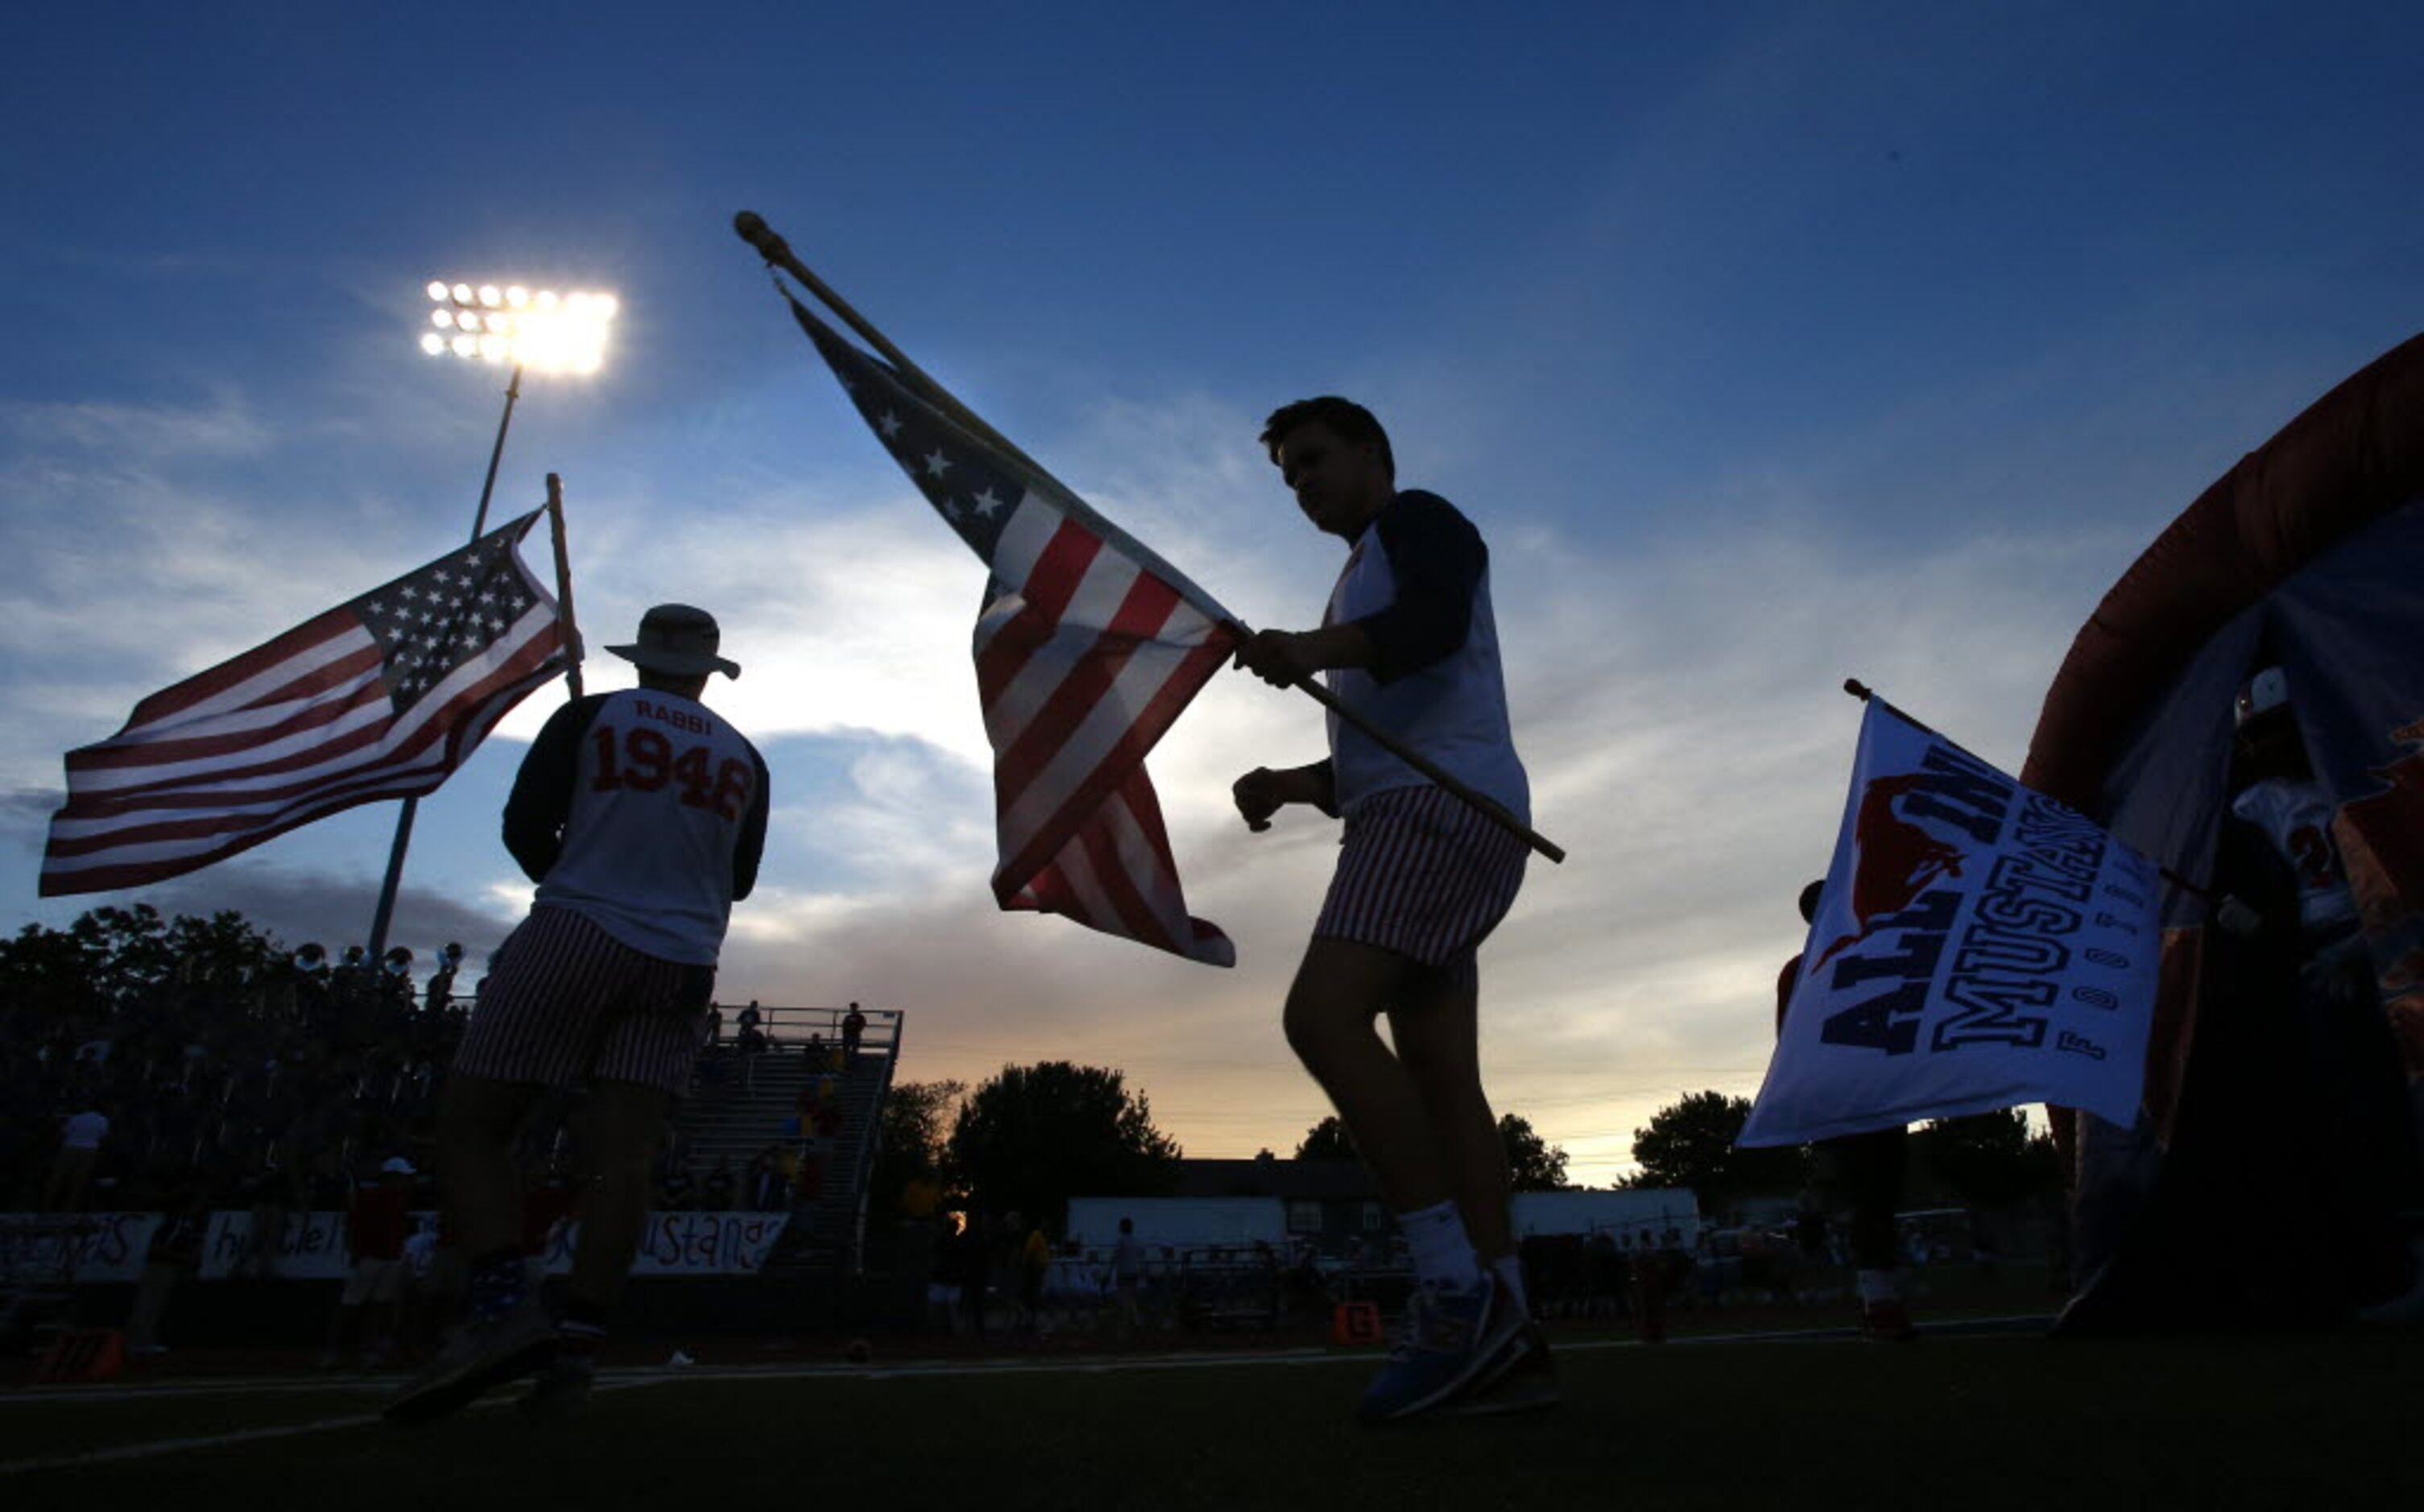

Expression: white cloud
xmin=0 ymin=407 xmax=478 ymax=787
xmin=490 ymin=473 xmax=1003 ymax=761
xmin=2 ymin=389 xmax=275 ymax=461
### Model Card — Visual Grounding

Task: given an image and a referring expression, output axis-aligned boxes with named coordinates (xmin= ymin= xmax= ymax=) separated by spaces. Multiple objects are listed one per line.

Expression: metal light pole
xmin=363 ymin=281 xmax=617 ymax=960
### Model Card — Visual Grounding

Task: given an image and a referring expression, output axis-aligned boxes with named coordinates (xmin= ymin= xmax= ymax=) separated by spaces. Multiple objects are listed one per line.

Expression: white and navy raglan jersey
xmin=1321 ymin=489 xmax=1529 ymax=822
xmin=503 ymin=688 xmax=770 ymax=965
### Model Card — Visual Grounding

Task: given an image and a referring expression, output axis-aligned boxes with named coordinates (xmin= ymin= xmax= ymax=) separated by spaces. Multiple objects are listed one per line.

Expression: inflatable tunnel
xmin=2021 ymin=331 xmax=2424 ymax=1331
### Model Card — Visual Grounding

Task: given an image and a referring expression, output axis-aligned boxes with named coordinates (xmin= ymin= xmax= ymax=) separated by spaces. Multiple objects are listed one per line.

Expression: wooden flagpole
xmin=544 ymin=472 xmax=584 ymax=700
xmin=733 ymin=210 xmax=1564 ymax=865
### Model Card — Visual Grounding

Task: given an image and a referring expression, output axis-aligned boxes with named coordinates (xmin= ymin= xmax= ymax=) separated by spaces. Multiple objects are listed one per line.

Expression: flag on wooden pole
xmin=780 ymin=291 xmax=1237 ymax=965
xmin=40 ymin=510 xmax=565 ymax=896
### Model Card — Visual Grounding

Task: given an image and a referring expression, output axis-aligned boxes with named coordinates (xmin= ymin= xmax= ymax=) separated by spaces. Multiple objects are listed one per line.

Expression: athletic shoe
xmin=1859 ymin=1297 xmax=1919 ymax=1342
xmin=517 ymin=1355 xmax=594 ymax=1421
xmin=1356 ymin=1277 xmax=1524 ymax=1426
xmin=383 ymin=1305 xmax=560 ymax=1426
xmin=1440 ymin=1323 xmax=1561 ymax=1416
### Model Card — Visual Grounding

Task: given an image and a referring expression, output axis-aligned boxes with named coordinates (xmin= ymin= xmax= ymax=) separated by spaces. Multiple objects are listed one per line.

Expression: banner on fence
xmin=0 ymin=1211 xmax=163 ymax=1285
xmin=196 ymin=1208 xmax=350 ymax=1279
xmin=544 ymin=1210 xmax=793 ymax=1276
xmin=1 ymin=1209 xmax=794 ymax=1283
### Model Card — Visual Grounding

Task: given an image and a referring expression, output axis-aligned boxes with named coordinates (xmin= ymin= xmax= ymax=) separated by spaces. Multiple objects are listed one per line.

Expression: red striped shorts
xmin=452 ymin=905 xmax=715 ymax=1099
xmin=1313 ymin=784 xmax=1528 ymax=988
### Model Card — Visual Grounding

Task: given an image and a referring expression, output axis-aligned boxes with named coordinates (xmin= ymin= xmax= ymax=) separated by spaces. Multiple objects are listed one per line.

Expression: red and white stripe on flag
xmin=1739 ymin=699 xmax=2164 ymax=1146
xmin=39 ymin=510 xmax=565 ymax=897
xmin=785 ymin=292 xmax=1237 ymax=965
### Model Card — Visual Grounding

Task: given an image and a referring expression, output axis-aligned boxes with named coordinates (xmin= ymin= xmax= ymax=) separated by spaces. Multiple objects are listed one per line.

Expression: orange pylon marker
xmin=1330 ymin=1300 xmax=1384 ymax=1346
xmin=35 ymin=1328 xmax=126 ymax=1383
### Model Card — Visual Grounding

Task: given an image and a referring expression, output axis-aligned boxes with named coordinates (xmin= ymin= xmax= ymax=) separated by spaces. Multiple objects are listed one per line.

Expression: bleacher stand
xmin=667 ymin=1004 xmax=900 ymax=1272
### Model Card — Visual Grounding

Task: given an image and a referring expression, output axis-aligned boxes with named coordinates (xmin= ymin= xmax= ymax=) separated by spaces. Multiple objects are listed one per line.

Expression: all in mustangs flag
xmin=1739 ymin=699 xmax=2162 ymax=1146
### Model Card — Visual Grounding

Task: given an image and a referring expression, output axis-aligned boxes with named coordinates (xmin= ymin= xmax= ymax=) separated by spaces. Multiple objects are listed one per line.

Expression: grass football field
xmin=3 ymin=1316 xmax=2419 ymax=1510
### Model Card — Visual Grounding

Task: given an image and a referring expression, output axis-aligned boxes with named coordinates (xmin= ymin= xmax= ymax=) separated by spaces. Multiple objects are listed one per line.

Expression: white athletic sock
xmin=1491 ymin=1254 xmax=1528 ymax=1313
xmin=1398 ymin=1201 xmax=1482 ymax=1293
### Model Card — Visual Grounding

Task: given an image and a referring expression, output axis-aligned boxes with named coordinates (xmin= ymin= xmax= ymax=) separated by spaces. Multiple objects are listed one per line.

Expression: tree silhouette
xmin=871 ymin=1078 xmax=967 ymax=1219
xmin=1914 ymin=1109 xmax=2060 ymax=1207
xmin=946 ymin=1061 xmax=1180 ymax=1229
xmin=1499 ymin=1113 xmax=1570 ymax=1191
xmin=1297 ymin=1110 xmax=1570 ymax=1189
xmin=1295 ymin=1114 xmax=1356 ymax=1160
xmin=2 ymin=905 xmax=287 ymax=1029
xmin=1628 ymin=1090 xmax=1808 ymax=1212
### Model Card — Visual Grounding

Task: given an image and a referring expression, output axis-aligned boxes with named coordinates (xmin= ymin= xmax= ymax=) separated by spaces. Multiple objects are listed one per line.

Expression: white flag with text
xmin=1739 ymin=700 xmax=2161 ymax=1146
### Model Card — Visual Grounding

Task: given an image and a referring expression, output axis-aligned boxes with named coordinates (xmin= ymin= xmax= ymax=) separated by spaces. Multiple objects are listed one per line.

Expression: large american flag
xmin=39 ymin=510 xmax=566 ymax=897
xmin=784 ymin=292 xmax=1238 ymax=965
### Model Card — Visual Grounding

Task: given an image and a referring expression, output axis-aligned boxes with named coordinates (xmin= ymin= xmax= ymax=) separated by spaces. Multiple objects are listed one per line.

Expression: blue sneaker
xmin=383 ymin=1304 xmax=558 ymax=1427
xmin=1439 ymin=1323 xmax=1560 ymax=1416
xmin=1356 ymin=1276 xmax=1523 ymax=1425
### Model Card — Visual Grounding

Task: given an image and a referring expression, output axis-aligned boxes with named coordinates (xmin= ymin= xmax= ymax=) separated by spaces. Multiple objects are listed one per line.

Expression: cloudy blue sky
xmin=5 ymin=3 xmax=2418 ymax=1183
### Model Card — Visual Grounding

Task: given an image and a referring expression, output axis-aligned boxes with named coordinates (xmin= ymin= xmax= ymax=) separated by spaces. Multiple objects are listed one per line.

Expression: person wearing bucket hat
xmin=390 ymin=604 xmax=769 ymax=1427
xmin=604 ymin=602 xmax=742 ymax=680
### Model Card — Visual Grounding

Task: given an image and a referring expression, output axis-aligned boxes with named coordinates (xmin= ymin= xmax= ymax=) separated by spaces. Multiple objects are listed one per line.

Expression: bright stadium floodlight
xmin=374 ymin=272 xmax=622 ymax=965
xmin=420 ymin=279 xmax=618 ymax=375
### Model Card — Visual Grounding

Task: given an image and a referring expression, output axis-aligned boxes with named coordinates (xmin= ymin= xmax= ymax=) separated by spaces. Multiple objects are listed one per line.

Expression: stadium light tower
xmin=365 ymin=281 xmax=620 ymax=960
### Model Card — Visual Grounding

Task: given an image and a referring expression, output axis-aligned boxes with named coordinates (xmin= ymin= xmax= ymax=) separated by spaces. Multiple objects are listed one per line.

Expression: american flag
xmin=784 ymin=292 xmax=1238 ymax=965
xmin=39 ymin=510 xmax=567 ymax=897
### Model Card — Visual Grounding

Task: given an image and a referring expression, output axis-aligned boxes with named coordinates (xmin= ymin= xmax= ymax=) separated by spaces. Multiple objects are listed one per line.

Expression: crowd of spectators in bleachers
xmin=656 ymin=1014 xmax=861 ymax=1214
xmin=5 ymin=909 xmax=883 ymax=1223
xmin=2 ymin=915 xmax=475 ymax=1219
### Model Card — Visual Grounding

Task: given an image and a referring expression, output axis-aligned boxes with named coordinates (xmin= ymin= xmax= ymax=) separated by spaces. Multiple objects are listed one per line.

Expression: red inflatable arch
xmin=2023 ymin=333 xmax=2424 ymax=807
xmin=2018 ymin=330 xmax=2424 ymax=1331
